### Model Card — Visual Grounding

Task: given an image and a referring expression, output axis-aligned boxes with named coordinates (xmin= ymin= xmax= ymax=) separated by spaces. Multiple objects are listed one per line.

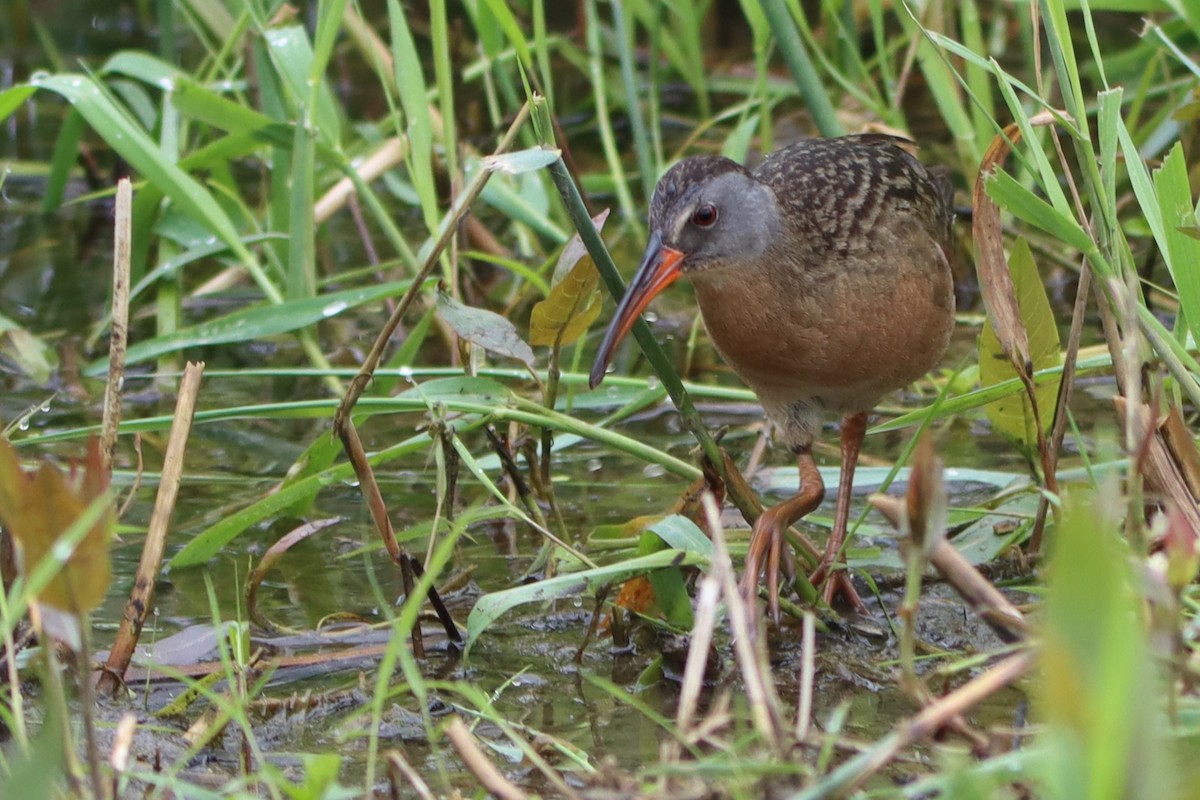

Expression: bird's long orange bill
xmin=589 ymin=231 xmax=685 ymax=389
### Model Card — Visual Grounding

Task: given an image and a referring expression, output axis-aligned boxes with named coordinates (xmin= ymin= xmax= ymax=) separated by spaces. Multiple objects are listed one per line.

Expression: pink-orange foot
xmin=810 ymin=559 xmax=868 ymax=613
xmin=740 ymin=449 xmax=823 ymax=622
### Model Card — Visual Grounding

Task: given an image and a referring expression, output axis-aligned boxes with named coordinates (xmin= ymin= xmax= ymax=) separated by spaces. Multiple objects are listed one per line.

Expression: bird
xmin=589 ymin=134 xmax=956 ymax=618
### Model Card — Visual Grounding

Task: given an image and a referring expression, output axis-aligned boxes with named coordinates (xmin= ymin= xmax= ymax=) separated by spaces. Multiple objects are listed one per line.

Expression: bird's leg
xmin=740 ymin=446 xmax=825 ymax=622
xmin=809 ymin=412 xmax=869 ymax=613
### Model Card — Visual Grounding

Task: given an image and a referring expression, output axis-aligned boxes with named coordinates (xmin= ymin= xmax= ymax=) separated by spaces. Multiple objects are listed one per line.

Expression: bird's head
xmin=589 ymin=156 xmax=781 ymax=388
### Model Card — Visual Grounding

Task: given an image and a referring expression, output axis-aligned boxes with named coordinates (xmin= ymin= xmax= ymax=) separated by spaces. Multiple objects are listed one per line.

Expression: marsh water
xmin=0 ymin=2 xmax=1127 ymax=790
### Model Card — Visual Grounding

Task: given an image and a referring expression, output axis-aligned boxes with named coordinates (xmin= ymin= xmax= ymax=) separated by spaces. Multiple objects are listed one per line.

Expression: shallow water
xmin=0 ymin=3 xmax=1125 ymax=791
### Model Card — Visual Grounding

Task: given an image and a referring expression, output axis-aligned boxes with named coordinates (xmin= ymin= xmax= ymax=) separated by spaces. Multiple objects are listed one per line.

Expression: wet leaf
xmin=482 ymin=146 xmax=561 ymax=175
xmin=979 ymin=238 xmax=1062 ymax=455
xmin=395 ymin=375 xmax=512 ymax=406
xmin=641 ymin=514 xmax=713 ymax=555
xmin=464 ymin=548 xmax=710 ymax=659
xmin=530 ymin=210 xmax=608 ymax=347
xmin=638 ymin=515 xmax=712 ymax=628
xmin=437 ymin=292 xmax=535 ymax=366
xmin=87 ymin=279 xmax=417 ymax=375
xmin=0 ymin=437 xmax=114 ymax=648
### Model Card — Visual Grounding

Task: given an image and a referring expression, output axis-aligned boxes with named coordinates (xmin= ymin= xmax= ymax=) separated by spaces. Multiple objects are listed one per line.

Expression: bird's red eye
xmin=691 ymin=204 xmax=718 ymax=227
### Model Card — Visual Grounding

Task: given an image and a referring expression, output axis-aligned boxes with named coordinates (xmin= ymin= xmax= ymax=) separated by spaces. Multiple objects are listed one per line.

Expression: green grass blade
xmin=85 ymin=280 xmax=417 ymax=375
xmin=762 ymin=0 xmax=843 ymax=137
xmin=387 ymin=0 xmax=438 ymax=233
xmin=29 ymin=73 xmax=284 ymax=304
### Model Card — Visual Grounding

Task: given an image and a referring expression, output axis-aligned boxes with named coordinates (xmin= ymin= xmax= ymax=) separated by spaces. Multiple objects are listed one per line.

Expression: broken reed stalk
xmin=330 ymin=101 xmax=532 ymax=651
xmin=795 ymin=611 xmax=816 ymax=741
xmin=99 ymin=178 xmax=132 ymax=478
xmin=97 ymin=362 xmax=204 ymax=693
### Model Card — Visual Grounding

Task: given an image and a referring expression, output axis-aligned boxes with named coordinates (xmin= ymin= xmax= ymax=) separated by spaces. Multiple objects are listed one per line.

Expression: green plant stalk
xmin=761 ymin=0 xmax=844 ymax=138
xmin=73 ymin=612 xmax=103 ymax=799
xmin=542 ymin=339 xmax=563 ymax=489
xmin=430 ymin=0 xmax=457 ymax=181
xmin=470 ymin=0 xmax=525 ymax=124
xmin=785 ymin=0 xmax=892 ymax=128
xmin=286 ymin=121 xmax=315 ymax=300
xmin=644 ymin=1 xmax=664 ymax=168
xmin=472 ymin=25 xmax=504 ymax=129
xmin=442 ymin=680 xmax=595 ymax=777
xmin=532 ymin=0 xmax=553 ymax=112
xmin=155 ymin=577 xmax=278 ymax=796
xmin=583 ymin=0 xmax=639 ymax=226
xmin=518 ymin=434 xmax=569 ymax=560
xmin=612 ymin=0 xmax=655 ymax=204
xmin=25 ymin=353 xmax=1093 ymax=449
xmin=959 ymin=0 xmax=996 ymax=150
xmin=866 ymin=0 xmax=895 ymax=100
xmin=902 ymin=8 xmax=979 ymax=166
xmin=672 ymin=0 xmax=711 ymax=119
xmin=740 ymin=3 xmax=774 ymax=153
xmin=532 ymin=356 xmax=576 ymax=564
xmin=451 ymin=426 xmax=596 ymax=567
xmin=836 ymin=0 xmax=857 ymax=77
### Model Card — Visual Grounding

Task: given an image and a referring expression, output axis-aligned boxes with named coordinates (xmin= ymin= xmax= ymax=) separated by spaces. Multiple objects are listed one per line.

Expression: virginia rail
xmin=590 ymin=134 xmax=955 ymax=618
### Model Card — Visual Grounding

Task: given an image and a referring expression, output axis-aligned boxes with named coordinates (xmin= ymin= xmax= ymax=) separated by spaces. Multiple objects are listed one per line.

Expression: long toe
xmin=820 ymin=568 xmax=869 ymax=614
xmin=743 ymin=513 xmax=788 ymax=621
xmin=740 ymin=524 xmax=769 ymax=606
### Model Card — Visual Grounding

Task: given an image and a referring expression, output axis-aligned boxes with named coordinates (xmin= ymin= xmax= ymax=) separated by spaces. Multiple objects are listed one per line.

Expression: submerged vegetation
xmin=1 ymin=0 xmax=1200 ymax=796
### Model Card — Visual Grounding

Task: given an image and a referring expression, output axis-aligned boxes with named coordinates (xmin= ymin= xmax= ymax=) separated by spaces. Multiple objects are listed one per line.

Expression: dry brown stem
xmin=98 ymin=362 xmax=204 ymax=693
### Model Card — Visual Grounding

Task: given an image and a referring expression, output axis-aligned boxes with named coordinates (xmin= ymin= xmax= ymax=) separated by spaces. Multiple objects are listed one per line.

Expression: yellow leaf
xmin=529 ymin=209 xmax=609 ymax=348
xmin=529 ymin=255 xmax=603 ymax=346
